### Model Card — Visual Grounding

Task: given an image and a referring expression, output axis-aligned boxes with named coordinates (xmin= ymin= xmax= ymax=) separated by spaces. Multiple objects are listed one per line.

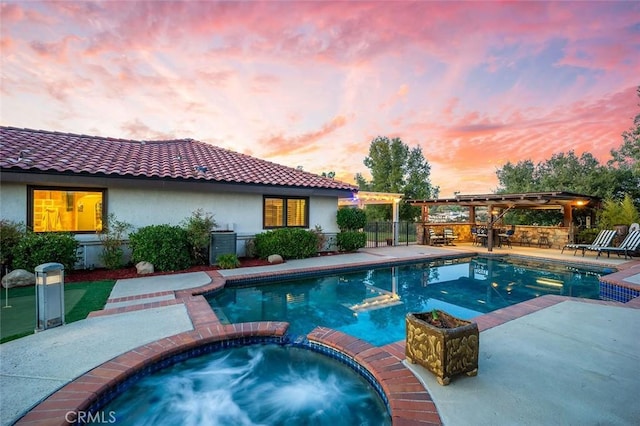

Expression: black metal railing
xmin=363 ymin=221 xmax=417 ymax=248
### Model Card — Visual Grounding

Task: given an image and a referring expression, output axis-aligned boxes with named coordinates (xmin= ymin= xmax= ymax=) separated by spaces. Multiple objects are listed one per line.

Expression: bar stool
xmin=519 ymin=231 xmax=531 ymax=246
xmin=537 ymin=231 xmax=551 ymax=248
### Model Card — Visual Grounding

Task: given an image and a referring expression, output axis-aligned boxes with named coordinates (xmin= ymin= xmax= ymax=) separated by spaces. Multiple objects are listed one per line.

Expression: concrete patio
xmin=1 ymin=243 xmax=639 ymax=425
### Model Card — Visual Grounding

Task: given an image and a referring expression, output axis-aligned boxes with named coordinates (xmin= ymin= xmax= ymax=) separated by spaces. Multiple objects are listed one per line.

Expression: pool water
xmin=95 ymin=345 xmax=390 ymax=425
xmin=209 ymin=256 xmax=605 ymax=346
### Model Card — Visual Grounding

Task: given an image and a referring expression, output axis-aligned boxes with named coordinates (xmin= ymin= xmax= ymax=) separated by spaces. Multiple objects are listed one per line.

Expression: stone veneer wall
xmin=415 ymin=223 xmax=569 ymax=249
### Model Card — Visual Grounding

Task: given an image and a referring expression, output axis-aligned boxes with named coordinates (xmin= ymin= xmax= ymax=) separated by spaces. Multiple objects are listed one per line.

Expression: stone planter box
xmin=406 ymin=311 xmax=479 ymax=385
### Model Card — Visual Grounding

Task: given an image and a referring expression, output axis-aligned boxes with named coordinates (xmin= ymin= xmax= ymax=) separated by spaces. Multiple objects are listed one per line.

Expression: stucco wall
xmin=0 ymin=183 xmax=25 ymax=223
xmin=0 ymin=182 xmax=341 ymax=268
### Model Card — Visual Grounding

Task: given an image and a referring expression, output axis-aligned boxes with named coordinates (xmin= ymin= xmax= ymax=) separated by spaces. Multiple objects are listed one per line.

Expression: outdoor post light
xmin=35 ymin=262 xmax=65 ymax=331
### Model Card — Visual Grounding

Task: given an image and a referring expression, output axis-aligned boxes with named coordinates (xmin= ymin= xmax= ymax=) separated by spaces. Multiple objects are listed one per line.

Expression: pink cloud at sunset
xmin=1 ymin=1 xmax=638 ymax=197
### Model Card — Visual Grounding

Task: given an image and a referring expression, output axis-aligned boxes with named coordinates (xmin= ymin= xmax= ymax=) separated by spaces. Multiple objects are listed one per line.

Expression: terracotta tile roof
xmin=0 ymin=126 xmax=357 ymax=191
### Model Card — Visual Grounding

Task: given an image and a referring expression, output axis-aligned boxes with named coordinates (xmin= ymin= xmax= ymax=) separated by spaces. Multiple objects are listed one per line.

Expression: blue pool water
xmin=96 ymin=345 xmax=390 ymax=425
xmin=208 ymin=256 xmax=605 ymax=346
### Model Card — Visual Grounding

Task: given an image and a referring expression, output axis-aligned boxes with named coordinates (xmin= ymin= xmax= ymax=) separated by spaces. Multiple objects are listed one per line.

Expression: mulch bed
xmin=65 ymin=258 xmax=271 ymax=283
xmin=65 ymin=252 xmax=344 ymax=283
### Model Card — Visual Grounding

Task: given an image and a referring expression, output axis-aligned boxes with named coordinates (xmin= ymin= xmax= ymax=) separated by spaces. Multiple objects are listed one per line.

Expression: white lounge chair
xmin=592 ymin=230 xmax=640 ymax=259
xmin=561 ymin=229 xmax=616 ymax=256
xmin=429 ymin=228 xmax=446 ymax=246
xmin=444 ymin=228 xmax=458 ymax=245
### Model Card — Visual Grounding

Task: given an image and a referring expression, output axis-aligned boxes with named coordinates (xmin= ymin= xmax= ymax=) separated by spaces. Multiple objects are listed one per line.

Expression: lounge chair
xmin=561 ymin=229 xmax=616 ymax=256
xmin=444 ymin=228 xmax=458 ymax=245
xmin=592 ymin=230 xmax=640 ymax=259
xmin=429 ymin=228 xmax=446 ymax=246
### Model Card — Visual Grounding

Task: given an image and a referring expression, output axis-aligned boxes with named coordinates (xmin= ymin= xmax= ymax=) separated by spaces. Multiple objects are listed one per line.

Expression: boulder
xmin=136 ymin=261 xmax=154 ymax=275
xmin=2 ymin=269 xmax=36 ymax=288
xmin=267 ymin=254 xmax=284 ymax=264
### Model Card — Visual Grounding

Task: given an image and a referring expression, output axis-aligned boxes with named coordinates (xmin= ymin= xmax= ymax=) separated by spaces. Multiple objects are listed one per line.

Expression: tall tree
xmin=496 ymin=151 xmax=615 ymax=199
xmin=608 ymin=86 xmax=640 ymax=204
xmin=359 ymin=136 xmax=436 ymax=221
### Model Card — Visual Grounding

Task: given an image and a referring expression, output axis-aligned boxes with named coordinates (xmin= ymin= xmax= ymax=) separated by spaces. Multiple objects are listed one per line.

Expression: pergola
xmin=339 ymin=191 xmax=404 ymax=244
xmin=408 ymin=191 xmax=601 ymax=251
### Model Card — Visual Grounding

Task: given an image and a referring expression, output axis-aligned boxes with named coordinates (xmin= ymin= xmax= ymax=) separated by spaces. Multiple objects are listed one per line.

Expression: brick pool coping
xmin=16 ymin=259 xmax=640 ymax=425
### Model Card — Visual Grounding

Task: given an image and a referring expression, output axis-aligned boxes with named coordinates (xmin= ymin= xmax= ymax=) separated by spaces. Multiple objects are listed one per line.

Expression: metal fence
xmin=363 ymin=221 xmax=417 ymax=248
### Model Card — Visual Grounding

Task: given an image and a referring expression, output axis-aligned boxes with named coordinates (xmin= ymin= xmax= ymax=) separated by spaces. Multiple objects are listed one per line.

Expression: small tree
xmin=336 ymin=207 xmax=367 ymax=252
xmin=336 ymin=208 xmax=367 ymax=231
xmin=98 ymin=214 xmax=132 ymax=269
xmin=181 ymin=209 xmax=217 ymax=265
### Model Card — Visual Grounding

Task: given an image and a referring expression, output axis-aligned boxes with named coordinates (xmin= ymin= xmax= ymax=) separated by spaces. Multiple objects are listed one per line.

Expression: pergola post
xmin=487 ymin=204 xmax=494 ymax=252
xmin=393 ymin=198 xmax=400 ymax=245
xmin=563 ymin=204 xmax=572 ymax=227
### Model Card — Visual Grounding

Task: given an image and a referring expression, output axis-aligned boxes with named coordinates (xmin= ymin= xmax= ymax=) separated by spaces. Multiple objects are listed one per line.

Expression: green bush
xmin=0 ymin=220 xmax=26 ymax=270
xmin=598 ymin=194 xmax=640 ymax=229
xmin=216 ymin=253 xmax=240 ymax=269
xmin=576 ymin=228 xmax=599 ymax=244
xmin=337 ymin=208 xmax=367 ymax=231
xmin=336 ymin=231 xmax=367 ymax=252
xmin=181 ymin=209 xmax=216 ymax=266
xmin=98 ymin=214 xmax=132 ymax=269
xmin=129 ymin=225 xmax=192 ymax=272
xmin=254 ymin=228 xmax=318 ymax=259
xmin=12 ymin=232 xmax=79 ymax=272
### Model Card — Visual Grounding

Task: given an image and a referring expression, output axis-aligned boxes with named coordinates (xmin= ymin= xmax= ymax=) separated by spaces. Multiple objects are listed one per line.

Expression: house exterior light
xmin=35 ymin=262 xmax=65 ymax=331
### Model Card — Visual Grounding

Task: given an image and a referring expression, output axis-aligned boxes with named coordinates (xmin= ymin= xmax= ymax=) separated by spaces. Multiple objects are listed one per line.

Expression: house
xmin=0 ymin=126 xmax=358 ymax=268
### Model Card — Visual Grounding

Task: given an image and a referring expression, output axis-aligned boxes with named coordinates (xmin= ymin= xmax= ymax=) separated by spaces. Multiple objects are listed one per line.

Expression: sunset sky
xmin=1 ymin=1 xmax=639 ymax=197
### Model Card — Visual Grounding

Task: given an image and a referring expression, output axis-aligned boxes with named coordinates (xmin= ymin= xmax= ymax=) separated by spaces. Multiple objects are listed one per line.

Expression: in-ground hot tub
xmin=89 ymin=341 xmax=391 ymax=425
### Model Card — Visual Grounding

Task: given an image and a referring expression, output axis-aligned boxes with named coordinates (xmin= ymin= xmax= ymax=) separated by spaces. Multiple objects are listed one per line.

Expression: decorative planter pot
xmin=406 ymin=311 xmax=479 ymax=385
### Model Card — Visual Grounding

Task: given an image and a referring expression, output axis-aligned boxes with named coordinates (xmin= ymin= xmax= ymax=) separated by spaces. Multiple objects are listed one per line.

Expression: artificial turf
xmin=0 ymin=280 xmax=115 ymax=343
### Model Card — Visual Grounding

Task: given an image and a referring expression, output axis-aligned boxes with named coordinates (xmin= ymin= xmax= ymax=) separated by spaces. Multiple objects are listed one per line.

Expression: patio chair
xmin=591 ymin=230 xmax=640 ymax=259
xmin=498 ymin=229 xmax=514 ymax=248
xmin=429 ymin=228 xmax=446 ymax=246
xmin=561 ymin=229 xmax=616 ymax=257
xmin=444 ymin=228 xmax=458 ymax=245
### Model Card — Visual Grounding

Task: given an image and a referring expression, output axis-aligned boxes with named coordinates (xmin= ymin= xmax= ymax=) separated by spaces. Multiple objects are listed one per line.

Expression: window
xmin=263 ymin=196 xmax=308 ymax=228
xmin=29 ymin=187 xmax=105 ymax=233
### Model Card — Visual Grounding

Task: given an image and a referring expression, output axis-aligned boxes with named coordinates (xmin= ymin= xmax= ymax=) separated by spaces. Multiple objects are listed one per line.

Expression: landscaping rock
xmin=136 ymin=261 xmax=154 ymax=275
xmin=267 ymin=254 xmax=284 ymax=264
xmin=2 ymin=269 xmax=36 ymax=288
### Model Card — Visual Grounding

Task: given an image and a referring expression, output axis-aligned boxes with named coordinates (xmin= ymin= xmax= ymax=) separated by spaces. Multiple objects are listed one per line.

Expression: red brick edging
xmin=15 ymin=263 xmax=640 ymax=425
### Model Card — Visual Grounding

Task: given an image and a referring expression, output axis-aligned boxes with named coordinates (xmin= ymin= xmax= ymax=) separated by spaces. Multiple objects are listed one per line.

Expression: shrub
xmin=0 ymin=220 xmax=26 ymax=270
xmin=12 ymin=232 xmax=79 ymax=272
xmin=254 ymin=228 xmax=318 ymax=259
xmin=181 ymin=209 xmax=216 ymax=266
xmin=98 ymin=214 xmax=132 ymax=270
xmin=337 ymin=208 xmax=367 ymax=231
xmin=311 ymin=225 xmax=328 ymax=252
xmin=576 ymin=228 xmax=599 ymax=244
xmin=129 ymin=225 xmax=191 ymax=272
xmin=336 ymin=231 xmax=367 ymax=252
xmin=244 ymin=238 xmax=257 ymax=258
xmin=597 ymin=194 xmax=640 ymax=229
xmin=216 ymin=253 xmax=240 ymax=269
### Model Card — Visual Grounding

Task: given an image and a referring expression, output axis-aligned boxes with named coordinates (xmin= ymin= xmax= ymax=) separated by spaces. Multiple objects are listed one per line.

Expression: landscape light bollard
xmin=35 ymin=262 xmax=65 ymax=331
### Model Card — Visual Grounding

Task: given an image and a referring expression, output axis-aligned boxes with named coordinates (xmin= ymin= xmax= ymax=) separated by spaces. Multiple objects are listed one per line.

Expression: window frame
xmin=27 ymin=186 xmax=107 ymax=234
xmin=262 ymin=195 xmax=309 ymax=229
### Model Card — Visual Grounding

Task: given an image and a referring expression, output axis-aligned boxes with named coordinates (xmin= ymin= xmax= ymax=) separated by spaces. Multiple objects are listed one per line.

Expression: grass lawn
xmin=0 ymin=280 xmax=116 ymax=343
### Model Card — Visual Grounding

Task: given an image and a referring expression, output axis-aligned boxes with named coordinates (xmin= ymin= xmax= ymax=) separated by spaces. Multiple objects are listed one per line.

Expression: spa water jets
xmin=96 ymin=345 xmax=389 ymax=426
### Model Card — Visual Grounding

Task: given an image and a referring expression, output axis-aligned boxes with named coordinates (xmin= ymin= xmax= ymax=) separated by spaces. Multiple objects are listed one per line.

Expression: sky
xmin=1 ymin=1 xmax=639 ymax=197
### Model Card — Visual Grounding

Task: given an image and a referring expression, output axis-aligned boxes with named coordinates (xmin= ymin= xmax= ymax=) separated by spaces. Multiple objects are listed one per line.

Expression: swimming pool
xmin=208 ymin=256 xmax=606 ymax=346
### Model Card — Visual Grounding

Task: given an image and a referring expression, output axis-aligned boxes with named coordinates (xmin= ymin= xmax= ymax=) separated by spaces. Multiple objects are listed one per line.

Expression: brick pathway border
xmin=15 ymin=259 xmax=640 ymax=425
